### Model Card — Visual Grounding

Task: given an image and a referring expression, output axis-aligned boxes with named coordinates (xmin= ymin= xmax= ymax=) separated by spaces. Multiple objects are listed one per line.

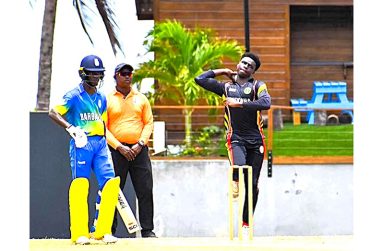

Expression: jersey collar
xmin=78 ymin=82 xmax=99 ymax=94
xmin=113 ymin=87 xmax=138 ymax=98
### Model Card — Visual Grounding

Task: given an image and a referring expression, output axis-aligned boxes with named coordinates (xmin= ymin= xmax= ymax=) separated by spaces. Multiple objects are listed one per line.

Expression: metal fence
xmin=149 ymin=105 xmax=353 ymax=164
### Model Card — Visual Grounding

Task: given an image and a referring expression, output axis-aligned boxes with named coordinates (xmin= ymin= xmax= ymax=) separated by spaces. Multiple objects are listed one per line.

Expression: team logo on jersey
xmin=244 ymin=87 xmax=251 ymax=94
xmin=229 ymin=88 xmax=237 ymax=92
xmin=259 ymin=145 xmax=264 ymax=154
xmin=98 ymin=99 xmax=102 ymax=108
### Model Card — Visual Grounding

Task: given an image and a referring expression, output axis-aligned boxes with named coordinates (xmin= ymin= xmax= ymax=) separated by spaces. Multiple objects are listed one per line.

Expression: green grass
xmin=264 ymin=123 xmax=353 ymax=156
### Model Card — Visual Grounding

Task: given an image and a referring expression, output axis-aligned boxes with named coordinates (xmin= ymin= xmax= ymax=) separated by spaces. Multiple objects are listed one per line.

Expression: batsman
xmin=49 ymin=55 xmax=119 ymax=245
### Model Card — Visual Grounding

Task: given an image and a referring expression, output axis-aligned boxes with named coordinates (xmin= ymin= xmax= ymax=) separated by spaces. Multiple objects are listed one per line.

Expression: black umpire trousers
xmin=109 ymin=145 xmax=154 ymax=235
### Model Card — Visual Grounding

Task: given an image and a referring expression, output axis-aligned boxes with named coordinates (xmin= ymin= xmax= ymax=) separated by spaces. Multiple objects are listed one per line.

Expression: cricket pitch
xmin=30 ymin=235 xmax=353 ymax=251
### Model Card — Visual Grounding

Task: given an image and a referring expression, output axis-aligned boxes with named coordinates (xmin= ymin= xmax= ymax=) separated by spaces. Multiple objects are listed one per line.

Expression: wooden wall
xmin=290 ymin=5 xmax=353 ymax=101
xmin=154 ymin=0 xmax=353 ymax=106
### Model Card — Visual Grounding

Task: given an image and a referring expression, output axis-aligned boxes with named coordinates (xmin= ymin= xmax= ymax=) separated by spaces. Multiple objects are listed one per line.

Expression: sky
xmin=1 ymin=0 xmax=383 ymax=250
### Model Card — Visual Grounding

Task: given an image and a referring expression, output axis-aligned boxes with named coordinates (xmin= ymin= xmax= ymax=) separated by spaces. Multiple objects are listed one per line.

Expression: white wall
xmin=151 ymin=160 xmax=353 ymax=237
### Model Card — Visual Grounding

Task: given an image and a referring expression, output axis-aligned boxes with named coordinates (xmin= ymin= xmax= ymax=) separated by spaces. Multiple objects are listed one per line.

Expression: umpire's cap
xmin=114 ymin=63 xmax=134 ymax=74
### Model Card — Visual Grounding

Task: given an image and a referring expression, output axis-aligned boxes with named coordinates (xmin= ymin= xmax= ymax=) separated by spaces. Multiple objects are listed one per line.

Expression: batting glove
xmin=66 ymin=125 xmax=88 ymax=148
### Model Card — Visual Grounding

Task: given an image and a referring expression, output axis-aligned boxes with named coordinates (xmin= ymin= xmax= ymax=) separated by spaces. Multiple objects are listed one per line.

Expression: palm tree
xmin=133 ymin=20 xmax=244 ymax=147
xmin=35 ymin=0 xmax=57 ymax=111
xmin=35 ymin=0 xmax=124 ymax=111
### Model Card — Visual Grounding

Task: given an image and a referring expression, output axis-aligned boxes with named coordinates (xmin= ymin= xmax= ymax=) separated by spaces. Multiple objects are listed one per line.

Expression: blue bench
xmin=290 ymin=98 xmax=308 ymax=111
xmin=291 ymin=81 xmax=353 ymax=124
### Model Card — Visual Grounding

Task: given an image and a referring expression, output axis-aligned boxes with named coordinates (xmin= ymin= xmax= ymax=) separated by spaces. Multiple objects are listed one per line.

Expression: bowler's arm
xmin=243 ymin=89 xmax=271 ymax=111
xmin=194 ymin=70 xmax=229 ymax=96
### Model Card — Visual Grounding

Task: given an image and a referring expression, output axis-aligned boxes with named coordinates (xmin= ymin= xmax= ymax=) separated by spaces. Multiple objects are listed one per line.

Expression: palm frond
xmin=72 ymin=0 xmax=124 ymax=56
xmin=29 ymin=0 xmax=37 ymax=8
xmin=95 ymin=0 xmax=123 ymax=56
xmin=73 ymin=0 xmax=94 ymax=45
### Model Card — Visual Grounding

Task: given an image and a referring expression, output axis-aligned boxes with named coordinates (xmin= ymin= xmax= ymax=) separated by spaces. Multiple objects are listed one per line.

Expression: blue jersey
xmin=54 ymin=83 xmax=107 ymax=136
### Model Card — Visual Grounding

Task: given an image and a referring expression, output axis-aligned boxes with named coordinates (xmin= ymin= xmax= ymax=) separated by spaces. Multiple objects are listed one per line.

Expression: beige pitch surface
xmin=30 ymin=236 xmax=353 ymax=251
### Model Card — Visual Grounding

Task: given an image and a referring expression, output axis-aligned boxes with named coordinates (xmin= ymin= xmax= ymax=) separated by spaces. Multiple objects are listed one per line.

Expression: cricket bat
xmin=116 ymin=189 xmax=141 ymax=233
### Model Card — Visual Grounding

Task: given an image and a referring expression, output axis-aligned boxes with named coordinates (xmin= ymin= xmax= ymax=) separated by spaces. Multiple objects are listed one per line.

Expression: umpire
xmin=106 ymin=63 xmax=156 ymax=238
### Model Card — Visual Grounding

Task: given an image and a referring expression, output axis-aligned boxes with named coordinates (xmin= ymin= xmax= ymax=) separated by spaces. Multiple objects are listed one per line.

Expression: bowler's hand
xmin=213 ymin=68 xmax=236 ymax=82
xmin=224 ymin=97 xmax=243 ymax=107
xmin=221 ymin=68 xmax=237 ymax=82
xmin=117 ymin=144 xmax=136 ymax=161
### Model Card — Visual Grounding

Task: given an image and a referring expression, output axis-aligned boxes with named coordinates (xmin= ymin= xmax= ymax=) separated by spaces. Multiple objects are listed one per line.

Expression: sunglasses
xmin=119 ymin=71 xmax=133 ymax=77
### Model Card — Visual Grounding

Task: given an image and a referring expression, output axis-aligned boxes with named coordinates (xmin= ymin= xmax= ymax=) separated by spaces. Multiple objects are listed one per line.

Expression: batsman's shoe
xmin=232 ymin=181 xmax=239 ymax=199
xmin=75 ymin=236 xmax=90 ymax=245
xmin=102 ymin=234 xmax=118 ymax=244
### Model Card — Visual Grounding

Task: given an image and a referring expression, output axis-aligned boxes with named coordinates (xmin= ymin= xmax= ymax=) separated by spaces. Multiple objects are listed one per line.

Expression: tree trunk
xmin=183 ymin=108 xmax=194 ymax=147
xmin=36 ymin=0 xmax=57 ymax=111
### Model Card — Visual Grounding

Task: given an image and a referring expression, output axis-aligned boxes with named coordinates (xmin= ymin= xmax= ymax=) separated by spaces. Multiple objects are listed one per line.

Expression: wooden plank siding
xmin=154 ymin=0 xmax=353 ymax=106
xmin=290 ymin=5 xmax=353 ymax=101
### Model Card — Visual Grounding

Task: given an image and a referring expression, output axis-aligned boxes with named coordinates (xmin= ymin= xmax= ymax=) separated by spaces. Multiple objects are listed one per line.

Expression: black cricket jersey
xmin=194 ymin=70 xmax=271 ymax=144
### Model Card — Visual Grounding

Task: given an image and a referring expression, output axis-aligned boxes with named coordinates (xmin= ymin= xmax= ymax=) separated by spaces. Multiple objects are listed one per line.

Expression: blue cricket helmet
xmin=79 ymin=55 xmax=105 ymax=80
xmin=80 ymin=55 xmax=105 ymax=72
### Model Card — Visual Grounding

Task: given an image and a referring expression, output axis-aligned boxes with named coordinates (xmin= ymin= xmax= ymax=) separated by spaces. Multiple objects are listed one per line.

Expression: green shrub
xmin=182 ymin=125 xmax=227 ymax=156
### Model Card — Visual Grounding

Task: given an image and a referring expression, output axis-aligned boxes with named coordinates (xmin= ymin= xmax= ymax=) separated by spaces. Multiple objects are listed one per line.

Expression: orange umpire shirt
xmin=106 ymin=88 xmax=154 ymax=149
